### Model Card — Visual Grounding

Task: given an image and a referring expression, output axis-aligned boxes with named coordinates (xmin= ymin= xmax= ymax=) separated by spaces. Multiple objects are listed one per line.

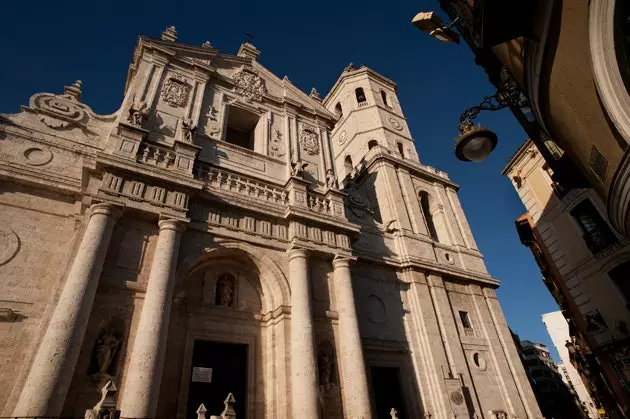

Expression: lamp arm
xmin=443 ymin=16 xmax=460 ymax=31
xmin=458 ymin=77 xmax=523 ymax=131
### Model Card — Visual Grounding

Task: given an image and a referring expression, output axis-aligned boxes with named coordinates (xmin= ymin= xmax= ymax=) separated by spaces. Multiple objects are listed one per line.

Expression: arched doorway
xmin=171 ymin=243 xmax=290 ymax=419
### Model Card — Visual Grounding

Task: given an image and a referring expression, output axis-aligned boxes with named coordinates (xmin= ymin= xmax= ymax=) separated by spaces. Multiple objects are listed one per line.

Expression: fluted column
xmin=288 ymin=247 xmax=319 ymax=418
xmin=119 ymin=219 xmax=186 ymax=419
xmin=332 ymin=256 xmax=372 ymax=419
xmin=13 ymin=202 xmax=121 ymax=416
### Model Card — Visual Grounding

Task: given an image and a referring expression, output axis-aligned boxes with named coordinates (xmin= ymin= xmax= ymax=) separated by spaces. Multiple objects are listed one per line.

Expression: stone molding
xmin=609 ymin=145 xmax=630 ymax=237
xmin=589 ymin=0 xmax=630 ymax=145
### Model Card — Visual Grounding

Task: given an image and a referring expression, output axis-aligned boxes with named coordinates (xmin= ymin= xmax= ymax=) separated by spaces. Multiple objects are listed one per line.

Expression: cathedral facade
xmin=0 ymin=27 xmax=541 ymax=419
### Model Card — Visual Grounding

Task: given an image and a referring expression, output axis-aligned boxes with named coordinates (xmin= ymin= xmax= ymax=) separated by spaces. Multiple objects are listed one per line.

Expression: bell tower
xmin=323 ymin=64 xmax=419 ymax=181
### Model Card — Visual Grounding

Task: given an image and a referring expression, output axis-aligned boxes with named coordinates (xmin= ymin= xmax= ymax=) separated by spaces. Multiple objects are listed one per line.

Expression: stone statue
xmin=325 ymin=169 xmax=337 ymax=190
xmin=216 ymin=275 xmax=234 ymax=307
xmin=390 ymin=408 xmax=399 ymax=418
xmin=95 ymin=328 xmax=120 ymax=376
xmin=291 ymin=160 xmax=308 ymax=178
xmin=182 ymin=117 xmax=197 ymax=142
xmin=128 ymin=101 xmax=148 ymax=126
xmin=318 ymin=351 xmax=333 ymax=386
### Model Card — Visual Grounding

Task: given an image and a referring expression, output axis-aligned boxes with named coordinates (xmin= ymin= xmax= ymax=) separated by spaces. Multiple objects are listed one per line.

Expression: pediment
xmin=135 ymin=37 xmax=336 ymax=120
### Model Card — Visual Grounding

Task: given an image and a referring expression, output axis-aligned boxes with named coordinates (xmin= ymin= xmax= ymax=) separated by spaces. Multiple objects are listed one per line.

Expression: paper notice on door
xmin=192 ymin=367 xmax=213 ymax=383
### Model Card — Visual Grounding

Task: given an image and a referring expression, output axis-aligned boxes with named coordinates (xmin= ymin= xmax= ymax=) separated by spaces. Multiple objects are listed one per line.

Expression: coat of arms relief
xmin=160 ymin=74 xmax=191 ymax=108
xmin=232 ymin=69 xmax=266 ymax=102
xmin=299 ymin=124 xmax=320 ymax=155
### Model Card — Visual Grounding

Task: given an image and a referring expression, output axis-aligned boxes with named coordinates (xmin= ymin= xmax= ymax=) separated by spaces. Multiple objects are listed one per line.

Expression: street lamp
xmin=411 ymin=11 xmax=460 ymax=44
xmin=412 ymin=11 xmax=525 ymax=162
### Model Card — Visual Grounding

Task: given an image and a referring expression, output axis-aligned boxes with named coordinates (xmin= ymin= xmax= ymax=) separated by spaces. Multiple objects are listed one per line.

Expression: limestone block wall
xmin=0 ymin=185 xmax=80 ymax=414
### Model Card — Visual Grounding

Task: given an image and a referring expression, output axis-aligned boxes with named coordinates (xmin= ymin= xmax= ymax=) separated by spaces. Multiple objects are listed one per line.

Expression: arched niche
xmin=176 ymin=241 xmax=290 ymax=315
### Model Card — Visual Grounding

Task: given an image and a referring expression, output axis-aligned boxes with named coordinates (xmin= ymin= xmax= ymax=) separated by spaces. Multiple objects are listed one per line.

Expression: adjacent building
xmin=543 ymin=310 xmax=601 ymax=418
xmin=520 ymin=340 xmax=586 ymax=419
xmin=504 ymin=139 xmax=630 ymax=417
xmin=433 ymin=0 xmax=630 ymax=239
xmin=0 ymin=27 xmax=541 ymax=418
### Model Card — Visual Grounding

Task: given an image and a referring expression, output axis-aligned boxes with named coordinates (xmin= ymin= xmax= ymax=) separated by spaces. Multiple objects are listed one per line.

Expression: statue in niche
xmin=317 ymin=341 xmax=336 ymax=388
xmin=215 ymin=273 xmax=235 ymax=307
xmin=88 ymin=319 xmax=124 ymax=379
xmin=96 ymin=329 xmax=120 ymax=375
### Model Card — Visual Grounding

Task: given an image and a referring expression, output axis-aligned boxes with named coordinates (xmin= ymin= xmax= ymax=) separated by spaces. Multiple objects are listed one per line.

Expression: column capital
xmin=332 ymin=254 xmax=356 ymax=269
xmin=158 ymin=218 xmax=188 ymax=233
xmin=90 ymin=202 xmax=122 ymax=219
xmin=287 ymin=246 xmax=307 ymax=261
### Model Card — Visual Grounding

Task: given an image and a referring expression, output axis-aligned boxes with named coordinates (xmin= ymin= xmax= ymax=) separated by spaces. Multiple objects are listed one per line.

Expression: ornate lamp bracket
xmin=458 ymin=77 xmax=523 ymax=132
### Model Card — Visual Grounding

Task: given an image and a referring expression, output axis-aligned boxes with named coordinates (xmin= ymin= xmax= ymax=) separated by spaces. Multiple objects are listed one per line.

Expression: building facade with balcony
xmin=504 ymin=139 xmax=630 ymax=417
xmin=437 ymin=0 xmax=630 ymax=239
xmin=0 ymin=27 xmax=541 ymax=419
xmin=543 ymin=310 xmax=601 ymax=418
xmin=520 ymin=340 xmax=587 ymax=419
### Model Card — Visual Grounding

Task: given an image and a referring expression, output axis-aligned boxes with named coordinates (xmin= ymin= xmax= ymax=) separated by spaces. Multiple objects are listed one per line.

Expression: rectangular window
xmin=459 ymin=311 xmax=472 ymax=329
xmin=224 ymin=105 xmax=260 ymax=151
xmin=570 ymin=199 xmax=617 ymax=254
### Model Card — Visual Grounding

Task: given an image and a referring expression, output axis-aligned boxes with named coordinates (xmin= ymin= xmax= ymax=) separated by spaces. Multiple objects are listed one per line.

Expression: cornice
xmin=0 ymin=161 xmax=82 ymax=195
xmin=283 ymin=205 xmax=361 ymax=235
xmin=362 ymin=147 xmax=459 ymax=189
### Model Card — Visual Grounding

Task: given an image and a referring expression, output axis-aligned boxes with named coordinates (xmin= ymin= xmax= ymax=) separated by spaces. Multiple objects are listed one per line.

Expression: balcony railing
xmin=194 ymin=163 xmax=289 ymax=206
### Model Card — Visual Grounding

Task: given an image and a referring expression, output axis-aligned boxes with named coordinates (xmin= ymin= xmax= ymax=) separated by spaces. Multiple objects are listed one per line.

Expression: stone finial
xmin=309 ymin=87 xmax=321 ymax=101
xmin=64 ymin=80 xmax=82 ymax=101
xmin=94 ymin=380 xmax=118 ymax=410
xmin=196 ymin=403 xmax=208 ymax=419
xmin=237 ymin=42 xmax=261 ymax=61
xmin=162 ymin=25 xmax=178 ymax=42
xmin=221 ymin=393 xmax=236 ymax=418
xmin=343 ymin=62 xmax=356 ymax=72
xmin=202 ymin=41 xmax=213 ymax=48
xmin=390 ymin=408 xmax=399 ymax=418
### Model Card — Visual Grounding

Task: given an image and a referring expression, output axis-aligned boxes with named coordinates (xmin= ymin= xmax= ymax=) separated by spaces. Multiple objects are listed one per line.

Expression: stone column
xmin=287 ymin=247 xmax=319 ymax=418
xmin=332 ymin=256 xmax=372 ymax=419
xmin=119 ymin=219 xmax=186 ymax=419
xmin=12 ymin=202 xmax=121 ymax=416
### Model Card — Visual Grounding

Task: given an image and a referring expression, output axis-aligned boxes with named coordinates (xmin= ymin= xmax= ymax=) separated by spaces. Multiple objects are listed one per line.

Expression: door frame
xmin=177 ymin=329 xmax=257 ymax=419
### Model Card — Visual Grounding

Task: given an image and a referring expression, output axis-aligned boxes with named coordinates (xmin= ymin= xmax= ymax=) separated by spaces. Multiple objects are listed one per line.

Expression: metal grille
xmin=590 ymin=145 xmax=608 ymax=182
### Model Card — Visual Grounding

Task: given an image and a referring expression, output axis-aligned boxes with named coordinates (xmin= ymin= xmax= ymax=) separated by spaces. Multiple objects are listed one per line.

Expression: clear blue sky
xmin=0 ymin=0 xmax=560 ymax=357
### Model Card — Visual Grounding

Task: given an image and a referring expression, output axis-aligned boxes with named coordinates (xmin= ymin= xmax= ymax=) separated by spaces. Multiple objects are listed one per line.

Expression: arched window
xmin=380 ymin=90 xmax=389 ymax=107
xmin=419 ymin=191 xmax=439 ymax=241
xmin=355 ymin=87 xmax=366 ymax=104
xmin=368 ymin=140 xmax=378 ymax=150
xmin=335 ymin=102 xmax=343 ymax=118
xmin=344 ymin=155 xmax=353 ymax=176
xmin=397 ymin=142 xmax=404 ymax=157
xmin=215 ymin=273 xmax=236 ymax=307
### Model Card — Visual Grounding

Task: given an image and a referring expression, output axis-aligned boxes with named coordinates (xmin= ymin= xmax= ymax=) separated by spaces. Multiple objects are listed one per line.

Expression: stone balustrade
xmin=307 ymin=192 xmax=333 ymax=216
xmin=137 ymin=142 xmax=176 ymax=169
xmin=195 ymin=163 xmax=289 ymax=205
